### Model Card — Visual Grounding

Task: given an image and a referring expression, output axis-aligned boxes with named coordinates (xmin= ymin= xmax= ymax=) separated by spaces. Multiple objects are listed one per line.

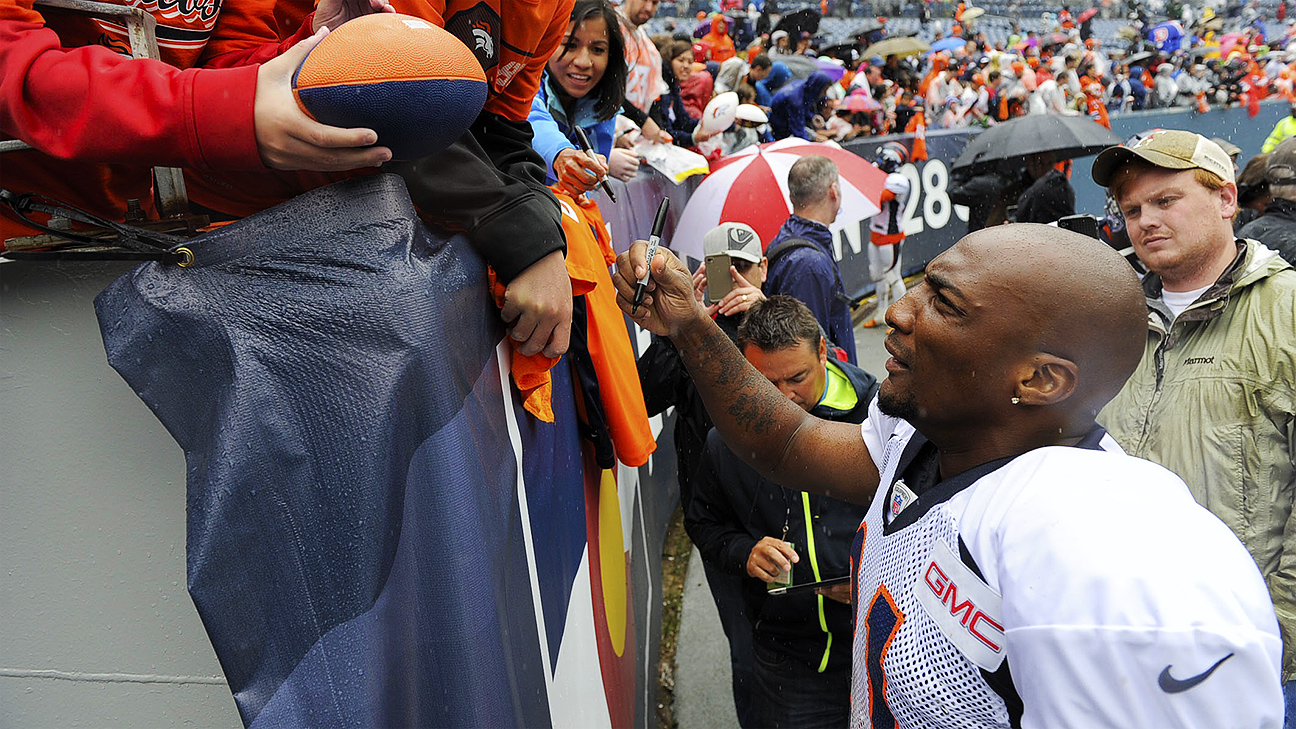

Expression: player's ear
xmin=1014 ymin=354 xmax=1078 ymax=407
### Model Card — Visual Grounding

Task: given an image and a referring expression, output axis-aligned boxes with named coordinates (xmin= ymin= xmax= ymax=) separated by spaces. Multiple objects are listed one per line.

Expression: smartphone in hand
xmin=705 ymin=253 xmax=733 ymax=305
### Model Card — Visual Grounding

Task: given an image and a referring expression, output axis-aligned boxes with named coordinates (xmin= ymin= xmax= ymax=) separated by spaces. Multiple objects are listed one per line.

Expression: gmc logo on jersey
xmin=923 ymin=561 xmax=1004 ymax=651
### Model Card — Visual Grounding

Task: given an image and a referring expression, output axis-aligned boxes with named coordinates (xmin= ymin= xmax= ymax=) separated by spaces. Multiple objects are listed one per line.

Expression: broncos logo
xmin=471 ymin=21 xmax=494 ymax=59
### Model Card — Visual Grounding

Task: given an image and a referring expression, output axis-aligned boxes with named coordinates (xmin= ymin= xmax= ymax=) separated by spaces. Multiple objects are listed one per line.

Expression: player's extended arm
xmin=613 ymin=242 xmax=879 ymax=505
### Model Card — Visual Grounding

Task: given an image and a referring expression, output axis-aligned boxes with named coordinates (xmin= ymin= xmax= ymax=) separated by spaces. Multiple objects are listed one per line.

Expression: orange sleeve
xmin=484 ymin=0 xmax=573 ymax=122
xmin=390 ymin=0 xmax=447 ymax=25
xmin=0 ymin=0 xmax=41 ymax=24
xmin=199 ymin=0 xmax=281 ymax=60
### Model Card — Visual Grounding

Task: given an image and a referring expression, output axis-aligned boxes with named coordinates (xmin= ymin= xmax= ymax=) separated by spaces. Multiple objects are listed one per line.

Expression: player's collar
xmin=882 ymin=425 xmax=1110 ymax=535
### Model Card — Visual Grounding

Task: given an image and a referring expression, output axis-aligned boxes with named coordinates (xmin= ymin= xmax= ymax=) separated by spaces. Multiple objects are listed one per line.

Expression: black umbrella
xmin=819 ymin=41 xmax=861 ymax=64
xmin=774 ymin=8 xmax=821 ymax=39
xmin=1126 ymin=50 xmax=1156 ymax=66
xmin=951 ymin=114 xmax=1122 ymax=173
xmin=850 ymin=19 xmax=886 ymax=37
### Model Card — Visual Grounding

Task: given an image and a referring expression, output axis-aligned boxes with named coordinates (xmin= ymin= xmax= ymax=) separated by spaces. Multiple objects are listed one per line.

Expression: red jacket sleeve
xmin=0 ymin=0 xmax=301 ymax=172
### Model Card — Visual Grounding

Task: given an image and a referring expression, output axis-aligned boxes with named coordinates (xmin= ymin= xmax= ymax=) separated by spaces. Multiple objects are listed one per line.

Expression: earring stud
xmin=1011 ymin=396 xmax=1021 ymax=405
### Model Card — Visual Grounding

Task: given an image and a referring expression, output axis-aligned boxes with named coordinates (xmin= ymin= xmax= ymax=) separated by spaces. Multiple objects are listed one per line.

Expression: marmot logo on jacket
xmin=1183 ymin=356 xmax=1215 ymax=365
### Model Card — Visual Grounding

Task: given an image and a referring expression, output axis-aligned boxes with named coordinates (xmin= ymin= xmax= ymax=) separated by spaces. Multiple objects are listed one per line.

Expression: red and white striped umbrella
xmin=672 ymin=139 xmax=888 ymax=263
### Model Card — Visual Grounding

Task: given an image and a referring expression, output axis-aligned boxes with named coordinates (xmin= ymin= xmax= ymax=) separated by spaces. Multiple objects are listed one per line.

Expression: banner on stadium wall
xmin=96 ymin=174 xmax=676 ymax=729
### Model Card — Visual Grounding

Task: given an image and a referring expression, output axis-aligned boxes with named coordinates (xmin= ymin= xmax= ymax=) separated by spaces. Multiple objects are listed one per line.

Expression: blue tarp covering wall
xmin=96 ymin=174 xmax=677 ymax=728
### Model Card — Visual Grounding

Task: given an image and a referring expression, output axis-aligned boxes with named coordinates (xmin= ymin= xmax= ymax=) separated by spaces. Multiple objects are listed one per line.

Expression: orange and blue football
xmin=292 ymin=14 xmax=488 ymax=160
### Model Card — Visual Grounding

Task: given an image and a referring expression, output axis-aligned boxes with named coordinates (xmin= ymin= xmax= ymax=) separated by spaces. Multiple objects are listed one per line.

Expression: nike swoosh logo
xmin=1157 ymin=653 xmax=1234 ymax=693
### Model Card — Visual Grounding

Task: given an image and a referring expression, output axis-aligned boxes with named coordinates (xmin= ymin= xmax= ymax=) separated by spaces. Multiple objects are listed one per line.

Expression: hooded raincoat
xmin=769 ymin=71 xmax=833 ymax=141
xmin=1099 ymin=240 xmax=1296 ymax=682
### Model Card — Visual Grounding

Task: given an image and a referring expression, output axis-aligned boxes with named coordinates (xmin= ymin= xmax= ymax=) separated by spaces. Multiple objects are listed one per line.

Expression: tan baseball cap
xmin=1091 ymin=129 xmax=1236 ymax=187
xmin=703 ymin=222 xmax=763 ymax=263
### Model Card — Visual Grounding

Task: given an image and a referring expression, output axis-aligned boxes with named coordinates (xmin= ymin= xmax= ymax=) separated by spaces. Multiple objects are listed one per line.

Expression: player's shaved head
xmin=878 ymin=223 xmax=1147 ymax=449
xmin=954 ymin=224 xmax=1147 ymax=417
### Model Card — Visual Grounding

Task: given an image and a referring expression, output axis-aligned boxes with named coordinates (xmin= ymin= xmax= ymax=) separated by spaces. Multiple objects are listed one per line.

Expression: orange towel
xmin=488 ymin=267 xmax=596 ymax=423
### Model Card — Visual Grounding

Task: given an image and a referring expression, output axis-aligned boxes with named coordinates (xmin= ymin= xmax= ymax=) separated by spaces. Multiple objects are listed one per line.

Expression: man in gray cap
xmin=638 ymin=222 xmax=768 ymax=512
xmin=1237 ymin=137 xmax=1296 ymax=263
xmin=1091 ymin=129 xmax=1296 ymax=720
xmin=685 ymin=295 xmax=876 ymax=729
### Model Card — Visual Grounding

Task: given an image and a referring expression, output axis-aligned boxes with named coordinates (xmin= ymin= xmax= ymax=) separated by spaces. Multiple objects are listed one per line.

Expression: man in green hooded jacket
xmin=1093 ymin=130 xmax=1296 ymax=720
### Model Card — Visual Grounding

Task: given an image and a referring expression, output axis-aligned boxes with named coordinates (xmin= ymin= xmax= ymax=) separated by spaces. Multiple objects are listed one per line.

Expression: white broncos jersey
xmin=869 ymin=172 xmax=911 ymax=240
xmin=850 ymin=399 xmax=1284 ymax=729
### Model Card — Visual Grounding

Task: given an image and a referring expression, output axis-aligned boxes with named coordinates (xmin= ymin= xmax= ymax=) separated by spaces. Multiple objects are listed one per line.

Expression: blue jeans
xmin=702 ymin=561 xmax=757 ymax=729
xmin=1284 ymin=680 xmax=1295 ymax=729
xmin=749 ymin=639 xmax=850 ymax=729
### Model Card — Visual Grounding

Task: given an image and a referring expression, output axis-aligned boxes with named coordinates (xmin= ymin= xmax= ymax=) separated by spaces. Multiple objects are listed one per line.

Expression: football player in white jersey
xmin=864 ymin=142 xmax=912 ymax=329
xmin=613 ymin=223 xmax=1284 ymax=727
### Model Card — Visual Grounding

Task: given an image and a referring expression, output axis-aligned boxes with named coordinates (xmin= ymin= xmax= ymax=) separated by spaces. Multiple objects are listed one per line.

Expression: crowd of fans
xmin=612 ymin=0 xmax=1296 ymax=157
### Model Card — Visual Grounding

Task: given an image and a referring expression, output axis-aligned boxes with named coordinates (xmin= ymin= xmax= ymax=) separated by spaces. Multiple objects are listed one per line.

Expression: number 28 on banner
xmin=899 ymin=159 xmax=969 ymax=236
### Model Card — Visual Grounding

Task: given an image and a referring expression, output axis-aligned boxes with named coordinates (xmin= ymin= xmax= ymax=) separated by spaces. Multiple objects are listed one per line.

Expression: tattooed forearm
xmin=664 ymin=313 xmax=879 ymax=505
xmin=692 ymin=325 xmax=749 ymax=387
xmin=674 ymin=315 xmax=807 ymax=474
xmin=726 ymin=393 xmax=783 ymax=436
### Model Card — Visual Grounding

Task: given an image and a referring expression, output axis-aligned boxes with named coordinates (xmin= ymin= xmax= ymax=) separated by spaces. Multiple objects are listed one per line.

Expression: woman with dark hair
xmin=528 ymin=0 xmax=638 ymax=194
xmin=650 ymin=40 xmax=721 ymax=149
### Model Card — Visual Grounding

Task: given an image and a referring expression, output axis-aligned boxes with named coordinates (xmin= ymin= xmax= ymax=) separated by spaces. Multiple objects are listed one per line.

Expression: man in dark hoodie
xmin=685 ymin=295 xmax=877 ymax=729
xmin=1238 ymin=137 xmax=1296 ymax=263
xmin=764 ymin=155 xmax=857 ymax=363
xmin=769 ymin=70 xmax=834 ymax=141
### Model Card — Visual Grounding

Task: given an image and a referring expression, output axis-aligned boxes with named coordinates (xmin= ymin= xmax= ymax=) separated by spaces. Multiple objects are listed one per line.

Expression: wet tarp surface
xmin=95 ymin=174 xmax=582 ymax=727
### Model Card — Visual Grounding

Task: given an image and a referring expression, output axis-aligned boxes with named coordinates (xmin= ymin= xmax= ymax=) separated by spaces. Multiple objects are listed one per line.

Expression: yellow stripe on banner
xmin=801 ymin=493 xmax=832 ymax=673
xmin=600 ymin=469 xmax=627 ymax=657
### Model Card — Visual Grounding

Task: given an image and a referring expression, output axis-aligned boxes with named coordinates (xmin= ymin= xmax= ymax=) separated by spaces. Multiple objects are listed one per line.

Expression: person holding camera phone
xmin=637 ymin=222 xmax=769 ymax=515
xmin=694 ymin=221 xmax=769 ymax=318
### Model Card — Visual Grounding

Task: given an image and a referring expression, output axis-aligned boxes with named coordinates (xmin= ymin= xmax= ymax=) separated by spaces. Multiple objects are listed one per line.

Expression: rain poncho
xmin=769 ymin=71 xmax=833 ymax=140
xmin=701 ymin=15 xmax=736 ymax=62
xmin=755 ymin=61 xmax=792 ymax=107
